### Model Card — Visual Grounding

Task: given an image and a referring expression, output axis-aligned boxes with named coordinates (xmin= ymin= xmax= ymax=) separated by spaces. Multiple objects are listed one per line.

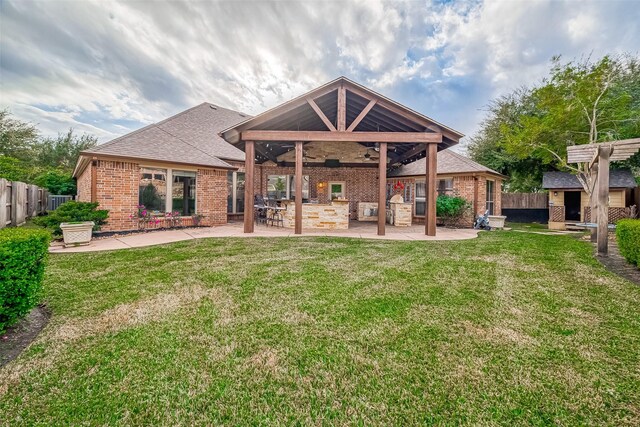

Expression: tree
xmin=469 ymin=54 xmax=640 ymax=194
xmin=33 ymin=170 xmax=76 ymax=195
xmin=0 ymin=156 xmax=38 ymax=183
xmin=36 ymin=129 xmax=98 ymax=170
xmin=0 ymin=110 xmax=39 ymax=161
xmin=0 ymin=111 xmax=99 ymax=193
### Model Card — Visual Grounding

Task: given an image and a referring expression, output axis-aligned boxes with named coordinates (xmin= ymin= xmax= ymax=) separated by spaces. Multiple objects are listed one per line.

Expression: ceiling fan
xmin=362 ymin=147 xmax=379 ymax=161
xmin=303 ymin=150 xmax=318 ymax=160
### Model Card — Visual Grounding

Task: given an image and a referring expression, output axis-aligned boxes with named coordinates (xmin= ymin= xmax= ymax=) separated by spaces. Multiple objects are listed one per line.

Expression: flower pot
xmin=60 ymin=221 xmax=95 ymax=247
xmin=487 ymin=215 xmax=507 ymax=229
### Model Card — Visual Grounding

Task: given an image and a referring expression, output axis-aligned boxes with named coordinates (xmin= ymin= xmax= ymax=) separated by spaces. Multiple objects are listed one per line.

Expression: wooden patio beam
xmin=378 ymin=142 xmax=387 ymax=236
xmin=337 ymin=84 xmax=346 ymax=131
xmin=597 ymin=146 xmax=611 ymax=255
xmin=392 ymin=144 xmax=431 ymax=165
xmin=306 ymin=97 xmax=337 ymax=131
xmin=294 ymin=141 xmax=303 ymax=234
xmin=241 ymin=130 xmax=442 ymax=143
xmin=243 ymin=141 xmax=255 ymax=233
xmin=345 ymin=85 xmax=462 ymax=142
xmin=347 ymin=99 xmax=377 ymax=132
xmin=425 ymin=143 xmax=437 ymax=236
xmin=254 ymin=143 xmax=279 ymax=163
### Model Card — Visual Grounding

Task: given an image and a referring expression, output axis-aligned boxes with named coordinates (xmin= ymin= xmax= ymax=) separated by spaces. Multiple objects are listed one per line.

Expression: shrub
xmin=34 ymin=169 xmax=76 ymax=195
xmin=436 ymin=194 xmax=472 ymax=227
xmin=33 ymin=201 xmax=109 ymax=236
xmin=0 ymin=227 xmax=50 ymax=333
xmin=616 ymin=219 xmax=640 ymax=266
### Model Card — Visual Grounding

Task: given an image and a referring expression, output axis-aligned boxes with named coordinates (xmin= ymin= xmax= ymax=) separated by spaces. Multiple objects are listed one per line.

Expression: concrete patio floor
xmin=49 ymin=221 xmax=480 ymax=253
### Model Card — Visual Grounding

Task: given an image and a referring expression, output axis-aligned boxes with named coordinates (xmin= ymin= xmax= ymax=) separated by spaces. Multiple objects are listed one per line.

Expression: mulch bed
xmin=596 ymin=241 xmax=640 ymax=286
xmin=0 ymin=305 xmax=51 ymax=367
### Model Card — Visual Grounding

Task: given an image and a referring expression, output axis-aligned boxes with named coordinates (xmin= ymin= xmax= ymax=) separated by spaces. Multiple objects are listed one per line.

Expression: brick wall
xmin=259 ymin=165 xmax=379 ymax=219
xmin=95 ymin=160 xmax=139 ymax=231
xmin=76 ymin=163 xmax=92 ymax=202
xmin=91 ymin=159 xmax=230 ymax=231
xmin=452 ymin=175 xmax=477 ymax=226
xmin=196 ymin=168 xmax=228 ymax=226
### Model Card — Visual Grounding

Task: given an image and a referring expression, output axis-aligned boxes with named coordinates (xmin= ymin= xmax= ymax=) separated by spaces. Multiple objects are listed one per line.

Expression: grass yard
xmin=1 ymin=231 xmax=639 ymax=425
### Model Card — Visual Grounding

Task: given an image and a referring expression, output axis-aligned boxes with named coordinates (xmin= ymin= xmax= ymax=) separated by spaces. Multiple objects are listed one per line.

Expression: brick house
xmin=387 ymin=150 xmax=504 ymax=226
xmin=74 ymin=102 xmax=248 ymax=231
xmin=74 ymin=77 xmax=500 ymax=234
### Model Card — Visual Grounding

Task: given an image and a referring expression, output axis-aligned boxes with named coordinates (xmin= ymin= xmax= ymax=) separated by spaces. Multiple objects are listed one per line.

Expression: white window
xmin=328 ymin=182 xmax=346 ymax=200
xmin=227 ymin=171 xmax=245 ymax=214
xmin=486 ymin=180 xmax=495 ymax=215
xmin=437 ymin=178 xmax=453 ymax=195
xmin=266 ymin=175 xmax=309 ymax=200
xmin=415 ymin=182 xmax=426 ymax=216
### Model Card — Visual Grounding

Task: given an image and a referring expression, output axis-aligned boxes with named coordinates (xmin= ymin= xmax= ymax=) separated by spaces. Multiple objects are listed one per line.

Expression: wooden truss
xmin=220 ymin=78 xmax=463 ymax=237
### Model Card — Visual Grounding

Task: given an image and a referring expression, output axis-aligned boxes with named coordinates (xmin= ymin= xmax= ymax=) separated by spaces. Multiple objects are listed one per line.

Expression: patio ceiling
xmin=220 ymin=77 xmax=463 ymax=166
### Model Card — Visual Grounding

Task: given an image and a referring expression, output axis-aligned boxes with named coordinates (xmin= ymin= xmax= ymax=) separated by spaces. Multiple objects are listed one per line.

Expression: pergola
xmin=220 ymin=77 xmax=463 ymax=236
xmin=567 ymin=137 xmax=640 ymax=255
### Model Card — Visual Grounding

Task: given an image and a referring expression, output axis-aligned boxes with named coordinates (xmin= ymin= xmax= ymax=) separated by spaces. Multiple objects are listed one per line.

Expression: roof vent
xmin=209 ymin=105 xmax=218 ymax=110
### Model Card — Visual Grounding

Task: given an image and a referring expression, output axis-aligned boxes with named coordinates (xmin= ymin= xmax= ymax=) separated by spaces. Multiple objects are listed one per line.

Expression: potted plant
xmin=59 ymin=221 xmax=95 ymax=247
xmin=488 ymin=215 xmax=507 ymax=229
xmin=33 ymin=201 xmax=109 ymax=245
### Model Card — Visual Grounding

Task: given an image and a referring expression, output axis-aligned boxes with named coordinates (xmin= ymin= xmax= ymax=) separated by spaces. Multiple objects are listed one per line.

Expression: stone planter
xmin=60 ymin=221 xmax=95 ymax=247
xmin=488 ymin=215 xmax=507 ymax=229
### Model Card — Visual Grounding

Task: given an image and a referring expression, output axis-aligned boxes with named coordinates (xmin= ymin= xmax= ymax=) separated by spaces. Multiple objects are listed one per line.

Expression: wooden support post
xmin=295 ymin=141 xmax=303 ymax=235
xmin=337 ymin=84 xmax=346 ymax=131
xmin=597 ymin=146 xmax=610 ymax=255
xmin=589 ymin=163 xmax=598 ymax=243
xmin=425 ymin=143 xmax=437 ymax=236
xmin=243 ymin=141 xmax=255 ymax=233
xmin=378 ymin=142 xmax=387 ymax=236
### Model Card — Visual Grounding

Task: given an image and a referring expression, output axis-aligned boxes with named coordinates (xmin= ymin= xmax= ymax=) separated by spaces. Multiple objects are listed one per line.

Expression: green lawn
xmin=1 ymin=232 xmax=639 ymax=425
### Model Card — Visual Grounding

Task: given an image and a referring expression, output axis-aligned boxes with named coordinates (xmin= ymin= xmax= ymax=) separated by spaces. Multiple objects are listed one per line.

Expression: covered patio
xmin=220 ymin=77 xmax=463 ymax=236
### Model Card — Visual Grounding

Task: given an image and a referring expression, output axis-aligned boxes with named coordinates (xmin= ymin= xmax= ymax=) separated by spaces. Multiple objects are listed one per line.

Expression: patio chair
xmin=265 ymin=199 xmax=284 ymax=228
xmin=254 ymin=195 xmax=267 ymax=225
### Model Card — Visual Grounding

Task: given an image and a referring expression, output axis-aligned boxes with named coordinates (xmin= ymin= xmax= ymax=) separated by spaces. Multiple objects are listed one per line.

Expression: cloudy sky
xmin=1 ymin=0 xmax=639 ymax=151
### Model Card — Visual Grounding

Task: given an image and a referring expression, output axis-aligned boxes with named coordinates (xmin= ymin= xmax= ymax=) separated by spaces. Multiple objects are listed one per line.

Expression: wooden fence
xmin=501 ymin=192 xmax=550 ymax=223
xmin=501 ymin=192 xmax=549 ymax=209
xmin=0 ymin=178 xmax=49 ymax=229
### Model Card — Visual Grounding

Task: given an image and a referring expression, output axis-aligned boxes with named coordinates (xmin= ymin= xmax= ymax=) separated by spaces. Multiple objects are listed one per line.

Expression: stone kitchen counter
xmin=281 ymin=200 xmax=350 ymax=229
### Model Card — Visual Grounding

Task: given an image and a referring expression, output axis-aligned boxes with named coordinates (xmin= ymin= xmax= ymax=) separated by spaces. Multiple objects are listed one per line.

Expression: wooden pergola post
xmin=243 ymin=140 xmax=255 ymax=233
xmin=425 ymin=143 xmax=437 ymax=236
xmin=378 ymin=142 xmax=387 ymax=236
xmin=589 ymin=162 xmax=598 ymax=243
xmin=597 ymin=146 xmax=610 ymax=254
xmin=567 ymin=138 xmax=640 ymax=257
xmin=294 ymin=141 xmax=303 ymax=235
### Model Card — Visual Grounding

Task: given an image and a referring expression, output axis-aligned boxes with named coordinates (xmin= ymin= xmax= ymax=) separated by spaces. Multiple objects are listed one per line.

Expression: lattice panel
xmin=583 ymin=207 xmax=630 ymax=223
xmin=550 ymin=206 xmax=565 ymax=222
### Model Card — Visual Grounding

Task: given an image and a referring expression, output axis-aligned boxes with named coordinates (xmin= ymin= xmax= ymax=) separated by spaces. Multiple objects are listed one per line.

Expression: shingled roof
xmin=388 ymin=149 xmax=503 ymax=177
xmin=542 ymin=170 xmax=637 ymax=189
xmin=80 ymin=103 xmax=249 ymax=170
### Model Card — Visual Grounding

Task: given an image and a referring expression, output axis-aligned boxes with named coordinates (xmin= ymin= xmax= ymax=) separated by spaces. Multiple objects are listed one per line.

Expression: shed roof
xmin=542 ymin=170 xmax=637 ymax=189
xmin=79 ymin=103 xmax=249 ymax=173
xmin=388 ymin=149 xmax=503 ymax=177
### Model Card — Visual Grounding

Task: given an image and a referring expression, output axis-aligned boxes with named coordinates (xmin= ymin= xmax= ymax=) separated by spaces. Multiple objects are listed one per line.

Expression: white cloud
xmin=0 ymin=0 xmax=638 ymax=148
